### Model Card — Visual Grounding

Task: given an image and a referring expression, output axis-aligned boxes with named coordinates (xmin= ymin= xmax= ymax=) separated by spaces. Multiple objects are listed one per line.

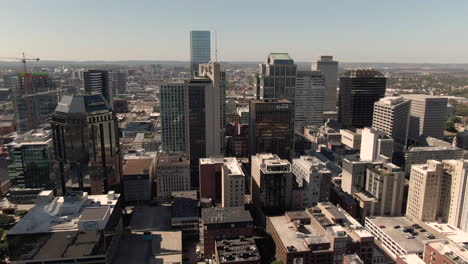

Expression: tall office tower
xmin=365 ymin=163 xmax=405 ymax=216
xmin=404 ymin=146 xmax=463 ymax=175
xmin=84 ymin=70 xmax=112 ymax=105
xmin=439 ymin=159 xmax=468 ymax=231
xmin=251 ymin=153 xmax=293 ymax=215
xmin=7 ymin=129 xmax=52 ymax=188
xmin=11 ymin=73 xmax=60 ymax=133
xmin=51 ymin=94 xmax=122 ymax=195
xmin=160 ymin=83 xmax=189 ymax=152
xmin=338 ymin=69 xmax=386 ymax=130
xmin=294 ymin=71 xmax=325 ymax=132
xmin=255 ymin=53 xmax=297 ymax=103
xmin=249 ymin=99 xmax=294 ymax=160
xmin=292 ymin=156 xmax=331 ymax=207
xmin=187 ymin=62 xmax=225 ymax=186
xmin=360 ymin=127 xmax=394 ymax=161
xmin=190 ymin=30 xmax=211 ymax=76
xmin=372 ymin=96 xmax=411 ymax=151
xmin=112 ymin=70 xmax=127 ymax=95
xmin=155 ymin=152 xmax=190 ymax=201
xmin=402 ymin=94 xmax=448 ymax=141
xmin=406 ymin=160 xmax=444 ymax=222
xmin=312 ymin=56 xmax=339 ymax=112
xmin=221 ymin=158 xmax=245 ymax=207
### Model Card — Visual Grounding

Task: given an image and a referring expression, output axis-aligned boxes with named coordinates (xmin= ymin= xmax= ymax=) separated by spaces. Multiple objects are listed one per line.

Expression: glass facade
xmin=160 ymin=83 xmax=188 ymax=152
xmin=190 ymin=31 xmax=211 ymax=76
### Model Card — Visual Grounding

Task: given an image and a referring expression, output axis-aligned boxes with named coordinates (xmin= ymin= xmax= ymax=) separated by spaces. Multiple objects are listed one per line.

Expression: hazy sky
xmin=1 ymin=0 xmax=468 ymax=63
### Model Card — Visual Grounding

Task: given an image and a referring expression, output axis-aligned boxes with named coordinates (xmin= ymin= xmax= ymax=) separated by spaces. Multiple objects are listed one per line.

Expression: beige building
xmin=155 ymin=152 xmax=190 ymax=201
xmin=406 ymin=160 xmax=443 ymax=222
xmin=441 ymin=160 xmax=468 ymax=230
xmin=221 ymin=158 xmax=245 ymax=207
xmin=340 ymin=129 xmax=362 ymax=150
xmin=360 ymin=127 xmax=394 ymax=161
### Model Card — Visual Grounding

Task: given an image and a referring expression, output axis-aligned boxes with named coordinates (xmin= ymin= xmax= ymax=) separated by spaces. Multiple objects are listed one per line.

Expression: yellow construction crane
xmin=0 ymin=52 xmax=40 ymax=72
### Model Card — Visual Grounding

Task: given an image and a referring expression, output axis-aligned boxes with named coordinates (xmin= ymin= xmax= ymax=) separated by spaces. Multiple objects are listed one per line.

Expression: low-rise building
xmin=423 ymin=240 xmax=468 ymax=264
xmin=340 ymin=129 xmax=362 ymax=150
xmin=214 ymin=237 xmax=260 ymax=264
xmin=8 ymin=190 xmax=122 ymax=264
xmin=155 ymin=152 xmax=190 ymax=201
xmin=171 ymin=191 xmax=199 ymax=240
xmin=122 ymin=158 xmax=155 ymax=202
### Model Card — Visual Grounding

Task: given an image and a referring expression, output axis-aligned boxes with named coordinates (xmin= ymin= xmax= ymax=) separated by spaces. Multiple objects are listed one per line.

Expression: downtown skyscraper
xmin=294 ymin=71 xmax=325 ymax=132
xmin=84 ymin=70 xmax=112 ymax=105
xmin=312 ymin=56 xmax=339 ymax=112
xmin=255 ymin=53 xmax=297 ymax=103
xmin=11 ymin=73 xmax=60 ymax=133
xmin=190 ymin=30 xmax=211 ymax=76
xmin=338 ymin=69 xmax=386 ymax=130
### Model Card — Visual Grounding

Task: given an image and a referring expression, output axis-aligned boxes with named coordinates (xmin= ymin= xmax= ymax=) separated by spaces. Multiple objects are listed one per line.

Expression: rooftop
xmin=215 ymin=237 xmax=260 ymax=263
xmin=156 ymin=152 xmax=189 ymax=165
xmin=55 ymin=94 xmax=112 ymax=114
xmin=402 ymin=94 xmax=448 ymax=101
xmin=377 ymin=96 xmax=407 ymax=106
xmin=223 ymin=158 xmax=244 ymax=176
xmin=425 ymin=222 xmax=468 ymax=244
xmin=171 ymin=191 xmax=199 ymax=219
xmin=397 ymin=254 xmax=425 ymax=264
xmin=427 ymin=240 xmax=468 ymax=263
xmin=250 ymin=98 xmax=292 ymax=104
xmin=267 ymin=53 xmax=294 ymax=64
xmin=407 ymin=146 xmax=463 ymax=152
xmin=366 ymin=216 xmax=427 ymax=254
xmin=202 ymin=207 xmax=253 ymax=225
xmin=123 ymin=158 xmax=153 ymax=176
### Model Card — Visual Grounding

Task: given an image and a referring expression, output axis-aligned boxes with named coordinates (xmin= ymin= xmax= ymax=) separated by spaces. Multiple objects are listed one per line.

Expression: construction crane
xmin=0 ymin=52 xmax=40 ymax=72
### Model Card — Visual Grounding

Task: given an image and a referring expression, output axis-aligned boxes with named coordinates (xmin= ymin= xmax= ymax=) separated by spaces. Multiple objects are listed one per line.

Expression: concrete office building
xmin=292 ymin=156 xmax=331 ymax=207
xmin=365 ymin=163 xmax=405 ymax=216
xmin=199 ymin=157 xmax=225 ymax=203
xmin=221 ymin=158 xmax=245 ymax=207
xmin=442 ymin=159 xmax=468 ymax=231
xmin=11 ymin=73 xmax=60 ymax=133
xmin=122 ymin=158 xmax=154 ymax=202
xmin=7 ymin=129 xmax=52 ymax=188
xmin=111 ymin=70 xmax=127 ymax=95
xmin=294 ymin=71 xmax=325 ymax=132
xmin=404 ymin=146 xmax=463 ymax=175
xmin=51 ymin=94 xmax=122 ymax=195
xmin=312 ymin=56 xmax=339 ymax=112
xmin=402 ymin=94 xmax=448 ymax=140
xmin=190 ymin=30 xmax=211 ymax=76
xmin=84 ymin=70 xmax=112 ymax=105
xmin=406 ymin=160 xmax=444 ymax=222
xmin=341 ymin=158 xmax=382 ymax=195
xmin=338 ymin=69 xmax=386 ymax=130
xmin=360 ymin=127 xmax=394 ymax=161
xmin=340 ymin=129 xmax=362 ymax=150
xmin=160 ymin=83 xmax=189 ymax=153
xmin=155 ymin=153 xmax=190 ymax=201
xmin=372 ymin=96 xmax=411 ymax=151
xmin=251 ymin=153 xmax=293 ymax=215
xmin=249 ymin=99 xmax=294 ymax=160
xmin=7 ymin=191 xmax=122 ymax=264
xmin=255 ymin=53 xmax=297 ymax=103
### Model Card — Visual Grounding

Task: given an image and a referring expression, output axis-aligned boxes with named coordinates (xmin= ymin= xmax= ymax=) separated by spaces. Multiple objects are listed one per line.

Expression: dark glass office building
xmin=51 ymin=94 xmax=122 ymax=195
xmin=190 ymin=30 xmax=211 ymax=76
xmin=338 ymin=69 xmax=386 ymax=130
xmin=248 ymin=99 xmax=294 ymax=160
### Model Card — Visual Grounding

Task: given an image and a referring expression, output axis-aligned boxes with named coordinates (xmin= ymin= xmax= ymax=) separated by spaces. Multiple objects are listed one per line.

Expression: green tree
xmin=445 ymin=121 xmax=457 ymax=133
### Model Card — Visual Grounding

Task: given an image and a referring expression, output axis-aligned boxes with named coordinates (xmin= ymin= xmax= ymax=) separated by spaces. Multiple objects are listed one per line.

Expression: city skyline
xmin=1 ymin=0 xmax=468 ymax=63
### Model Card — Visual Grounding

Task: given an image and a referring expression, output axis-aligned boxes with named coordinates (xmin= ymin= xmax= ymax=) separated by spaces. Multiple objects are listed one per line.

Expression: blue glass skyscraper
xmin=190 ymin=30 xmax=211 ymax=76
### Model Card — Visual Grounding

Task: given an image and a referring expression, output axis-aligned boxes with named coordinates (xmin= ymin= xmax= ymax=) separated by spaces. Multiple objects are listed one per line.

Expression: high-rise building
xmin=255 ymin=53 xmax=297 ymax=103
xmin=312 ymin=56 xmax=339 ymax=112
xmin=402 ymin=94 xmax=448 ymax=141
xmin=338 ymin=69 xmax=386 ymax=130
xmin=360 ymin=127 xmax=394 ymax=161
xmin=341 ymin=158 xmax=382 ymax=194
xmin=365 ymin=163 xmax=405 ymax=216
xmin=441 ymin=159 xmax=468 ymax=230
xmin=249 ymin=99 xmax=294 ymax=160
xmin=112 ymin=70 xmax=127 ymax=95
xmin=199 ymin=157 xmax=224 ymax=203
xmin=190 ymin=30 xmax=211 ymax=76
xmin=155 ymin=152 xmax=190 ymax=201
xmin=7 ymin=129 xmax=52 ymax=188
xmin=84 ymin=70 xmax=112 ymax=105
xmin=160 ymin=83 xmax=189 ymax=153
xmin=404 ymin=146 xmax=463 ymax=175
xmin=221 ymin=158 xmax=245 ymax=207
xmin=292 ymin=156 xmax=331 ymax=207
xmin=11 ymin=73 xmax=60 ymax=133
xmin=51 ymin=94 xmax=122 ymax=195
xmin=406 ymin=160 xmax=444 ymax=222
xmin=251 ymin=153 xmax=293 ymax=215
xmin=294 ymin=71 xmax=325 ymax=132
xmin=372 ymin=96 xmax=411 ymax=151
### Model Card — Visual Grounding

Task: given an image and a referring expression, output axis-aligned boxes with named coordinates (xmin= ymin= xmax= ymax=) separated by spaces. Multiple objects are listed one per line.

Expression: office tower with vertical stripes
xmin=312 ymin=56 xmax=339 ymax=112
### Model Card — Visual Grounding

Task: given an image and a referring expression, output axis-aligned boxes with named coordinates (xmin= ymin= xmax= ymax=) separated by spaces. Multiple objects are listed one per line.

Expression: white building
xmin=340 ymin=129 xmax=362 ymax=150
xmin=294 ymin=71 xmax=325 ymax=132
xmin=312 ymin=56 xmax=338 ymax=112
xmin=360 ymin=127 xmax=394 ymax=161
xmin=292 ymin=156 xmax=331 ymax=208
xmin=221 ymin=158 xmax=245 ymax=207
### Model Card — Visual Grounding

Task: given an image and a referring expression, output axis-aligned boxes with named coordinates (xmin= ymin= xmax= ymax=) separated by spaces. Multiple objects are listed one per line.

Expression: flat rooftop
xmin=216 ymin=237 xmax=260 ymax=263
xmin=397 ymin=254 xmax=425 ymax=263
xmin=425 ymin=222 xmax=468 ymax=243
xmin=407 ymin=146 xmax=462 ymax=152
xmin=123 ymin=158 xmax=153 ymax=175
xmin=156 ymin=152 xmax=189 ymax=165
xmin=427 ymin=241 xmax=468 ymax=263
xmin=171 ymin=191 xmax=199 ymax=219
xmin=223 ymin=158 xmax=244 ymax=176
xmin=202 ymin=207 xmax=252 ymax=225
xmin=268 ymin=215 xmax=329 ymax=252
xmin=367 ymin=217 xmax=426 ymax=253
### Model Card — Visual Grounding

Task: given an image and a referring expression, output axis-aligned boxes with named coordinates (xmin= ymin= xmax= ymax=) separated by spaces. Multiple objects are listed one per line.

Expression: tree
xmin=0 ymin=215 xmax=15 ymax=227
xmin=445 ymin=121 xmax=457 ymax=133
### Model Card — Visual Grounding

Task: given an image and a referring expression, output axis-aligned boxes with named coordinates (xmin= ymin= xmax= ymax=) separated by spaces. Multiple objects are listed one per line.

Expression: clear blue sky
xmin=1 ymin=0 xmax=468 ymax=63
